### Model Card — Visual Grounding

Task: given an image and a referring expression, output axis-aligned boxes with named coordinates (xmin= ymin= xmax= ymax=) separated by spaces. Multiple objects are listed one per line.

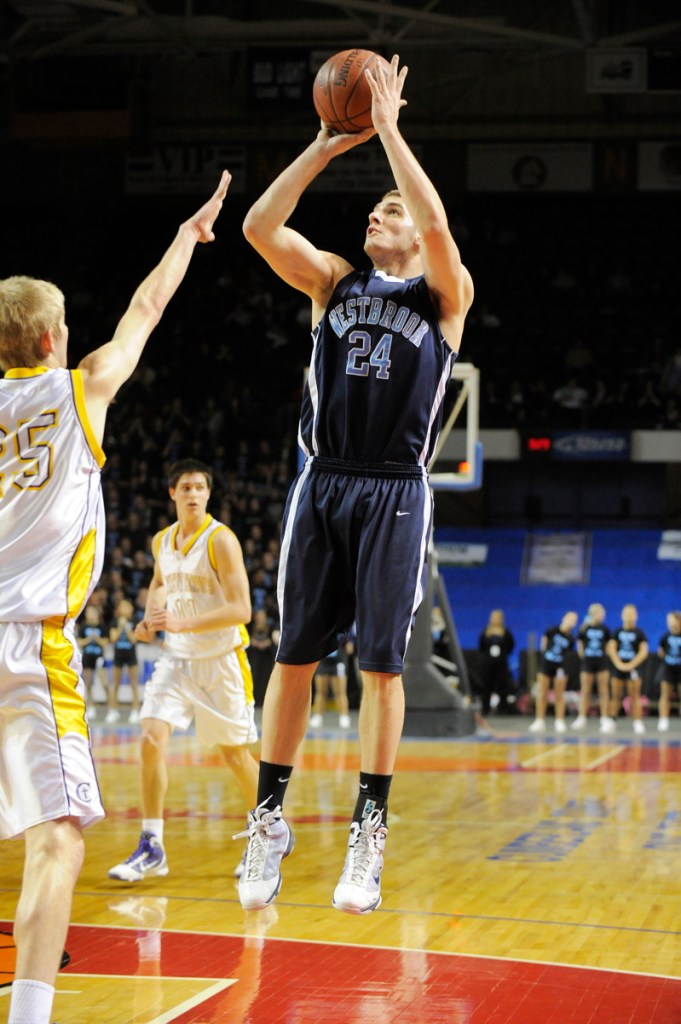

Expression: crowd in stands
xmin=458 ymin=194 xmax=680 ymax=432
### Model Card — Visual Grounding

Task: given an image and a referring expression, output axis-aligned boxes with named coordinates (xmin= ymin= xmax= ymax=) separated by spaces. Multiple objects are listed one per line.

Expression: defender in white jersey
xmin=0 ymin=173 xmax=231 ymax=1024
xmin=108 ymin=459 xmax=258 ymax=885
xmin=240 ymin=56 xmax=473 ymax=916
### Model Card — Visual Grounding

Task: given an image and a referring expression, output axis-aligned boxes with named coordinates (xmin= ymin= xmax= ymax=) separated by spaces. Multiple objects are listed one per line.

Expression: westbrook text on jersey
xmin=328 ymin=296 xmax=430 ymax=349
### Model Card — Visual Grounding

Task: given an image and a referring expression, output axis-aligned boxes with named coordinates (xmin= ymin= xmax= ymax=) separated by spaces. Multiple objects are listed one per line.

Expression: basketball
xmin=313 ymin=48 xmax=390 ymax=134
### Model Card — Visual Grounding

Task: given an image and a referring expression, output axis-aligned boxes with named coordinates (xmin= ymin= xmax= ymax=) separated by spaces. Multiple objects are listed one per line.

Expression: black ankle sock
xmin=352 ymin=771 xmax=392 ymax=826
xmin=256 ymin=761 xmax=293 ymax=812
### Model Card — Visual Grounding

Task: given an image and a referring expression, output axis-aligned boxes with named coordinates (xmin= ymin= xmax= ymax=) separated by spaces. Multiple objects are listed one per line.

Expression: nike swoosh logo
xmin=359 ymin=783 xmax=368 ymax=790
xmin=278 ymin=776 xmax=291 ymax=783
xmin=396 ymin=511 xmax=410 ymax=517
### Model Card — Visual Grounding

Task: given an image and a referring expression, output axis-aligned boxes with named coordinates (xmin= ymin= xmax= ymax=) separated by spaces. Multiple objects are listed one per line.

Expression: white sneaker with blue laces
xmin=234 ymin=801 xmax=294 ymax=911
xmin=332 ymin=810 xmax=387 ymax=915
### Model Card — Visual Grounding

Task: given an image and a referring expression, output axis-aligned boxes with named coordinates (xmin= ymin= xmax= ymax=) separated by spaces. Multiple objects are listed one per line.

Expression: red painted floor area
xmin=11 ymin=921 xmax=678 ymax=1024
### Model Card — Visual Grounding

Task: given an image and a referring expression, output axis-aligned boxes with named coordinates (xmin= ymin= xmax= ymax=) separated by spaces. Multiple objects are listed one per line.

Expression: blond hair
xmin=0 ymin=276 xmax=65 ymax=370
xmin=485 ymin=609 xmax=505 ymax=635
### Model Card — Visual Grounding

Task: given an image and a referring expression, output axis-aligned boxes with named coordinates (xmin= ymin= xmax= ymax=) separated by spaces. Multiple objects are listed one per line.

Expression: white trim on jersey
xmin=301 ymin=323 xmax=322 ymax=458
xmin=375 ymin=269 xmax=409 ymax=284
xmin=421 ymin=352 xmax=455 ymax=467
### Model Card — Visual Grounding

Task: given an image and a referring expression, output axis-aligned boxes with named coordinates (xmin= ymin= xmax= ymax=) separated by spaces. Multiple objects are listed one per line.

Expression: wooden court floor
xmin=2 ymin=711 xmax=681 ymax=1023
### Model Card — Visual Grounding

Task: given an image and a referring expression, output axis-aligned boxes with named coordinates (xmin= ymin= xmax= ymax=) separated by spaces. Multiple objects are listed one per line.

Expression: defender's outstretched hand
xmin=188 ymin=169 xmax=232 ymax=243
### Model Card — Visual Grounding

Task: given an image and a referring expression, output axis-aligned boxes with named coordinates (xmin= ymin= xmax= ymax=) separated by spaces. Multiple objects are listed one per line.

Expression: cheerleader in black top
xmin=529 ymin=611 xmax=578 ymax=734
xmin=606 ymin=604 xmax=649 ymax=734
xmin=571 ymin=603 xmax=614 ymax=734
xmin=657 ymin=611 xmax=681 ymax=732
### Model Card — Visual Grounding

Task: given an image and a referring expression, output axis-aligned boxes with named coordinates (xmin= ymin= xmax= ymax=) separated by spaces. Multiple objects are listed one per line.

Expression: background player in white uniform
xmin=238 ymin=55 xmax=473 ymax=915
xmin=108 ymin=459 xmax=258 ymax=883
xmin=0 ymin=172 xmax=230 ymax=1024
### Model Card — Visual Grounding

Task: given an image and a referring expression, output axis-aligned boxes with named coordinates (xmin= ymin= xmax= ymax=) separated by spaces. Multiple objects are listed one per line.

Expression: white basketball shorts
xmin=0 ymin=620 xmax=105 ymax=839
xmin=140 ymin=646 xmax=258 ymax=748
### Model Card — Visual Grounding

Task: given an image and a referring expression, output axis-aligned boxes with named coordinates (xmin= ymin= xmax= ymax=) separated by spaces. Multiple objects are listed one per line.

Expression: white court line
xmin=521 ymin=744 xmax=569 ymax=768
xmin=49 ymin=975 xmax=235 ymax=1023
xmin=146 ymin=978 xmax=235 ymax=1023
xmin=585 ymin=745 xmax=627 ymax=770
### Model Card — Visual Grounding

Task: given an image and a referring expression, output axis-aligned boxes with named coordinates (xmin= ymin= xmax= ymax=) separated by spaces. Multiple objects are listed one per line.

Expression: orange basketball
xmin=313 ymin=49 xmax=390 ymax=134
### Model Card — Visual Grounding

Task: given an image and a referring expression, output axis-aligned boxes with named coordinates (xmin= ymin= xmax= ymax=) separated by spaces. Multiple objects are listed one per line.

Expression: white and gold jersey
xmin=0 ymin=367 xmax=105 ymax=623
xmin=156 ymin=514 xmax=248 ymax=660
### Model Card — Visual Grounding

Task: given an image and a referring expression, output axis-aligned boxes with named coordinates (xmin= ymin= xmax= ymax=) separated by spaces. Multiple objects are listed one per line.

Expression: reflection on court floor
xmin=2 ymin=720 xmax=681 ymax=1022
xmin=2 ymin=920 xmax=679 ymax=1024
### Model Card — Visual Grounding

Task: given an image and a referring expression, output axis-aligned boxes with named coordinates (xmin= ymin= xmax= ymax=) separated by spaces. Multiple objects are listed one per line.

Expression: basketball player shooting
xmin=237 ymin=55 xmax=474 ymax=915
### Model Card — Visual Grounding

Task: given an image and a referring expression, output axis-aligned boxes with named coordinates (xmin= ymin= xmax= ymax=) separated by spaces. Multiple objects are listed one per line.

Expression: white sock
xmin=8 ymin=979 xmax=55 ymax=1024
xmin=143 ymin=819 xmax=164 ymax=841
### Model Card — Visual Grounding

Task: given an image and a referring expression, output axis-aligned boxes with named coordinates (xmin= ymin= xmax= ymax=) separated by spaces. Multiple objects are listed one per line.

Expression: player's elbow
xmin=243 ymin=207 xmax=268 ymax=248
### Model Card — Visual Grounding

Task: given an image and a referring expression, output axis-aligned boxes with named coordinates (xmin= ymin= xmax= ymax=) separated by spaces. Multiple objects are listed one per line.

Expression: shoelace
xmin=232 ymin=800 xmax=283 ymax=881
xmin=346 ymin=809 xmax=385 ymax=885
xmin=125 ymin=834 xmax=154 ymax=863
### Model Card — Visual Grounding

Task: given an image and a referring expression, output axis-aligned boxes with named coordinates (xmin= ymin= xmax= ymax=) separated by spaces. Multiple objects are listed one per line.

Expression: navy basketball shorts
xmin=276 ymin=456 xmax=432 ymax=674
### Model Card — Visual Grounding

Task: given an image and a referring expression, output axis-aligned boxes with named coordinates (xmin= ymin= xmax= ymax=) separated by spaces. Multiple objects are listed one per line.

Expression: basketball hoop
xmin=430 ymin=362 xmax=482 ymax=491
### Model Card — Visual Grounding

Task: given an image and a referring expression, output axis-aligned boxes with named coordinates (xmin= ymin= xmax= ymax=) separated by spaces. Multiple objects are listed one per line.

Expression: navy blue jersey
xmin=659 ymin=632 xmax=681 ymax=666
xmin=579 ymin=623 xmax=610 ymax=658
xmin=299 ymin=269 xmax=455 ymax=465
xmin=543 ymin=626 xmax=575 ymax=664
xmin=612 ymin=627 xmax=647 ymax=662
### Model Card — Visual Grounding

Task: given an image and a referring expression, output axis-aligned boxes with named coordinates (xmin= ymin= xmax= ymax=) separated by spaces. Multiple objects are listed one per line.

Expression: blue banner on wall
xmin=550 ymin=430 xmax=630 ymax=460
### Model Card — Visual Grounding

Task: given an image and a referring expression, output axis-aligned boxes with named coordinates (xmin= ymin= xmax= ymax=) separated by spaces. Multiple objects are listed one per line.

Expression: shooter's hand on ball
xmin=314 ymin=121 xmax=375 ymax=153
xmin=365 ymin=54 xmax=408 ymax=134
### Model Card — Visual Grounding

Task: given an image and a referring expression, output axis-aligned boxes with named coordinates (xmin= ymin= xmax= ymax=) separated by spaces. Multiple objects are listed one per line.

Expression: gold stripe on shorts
xmin=236 ymin=645 xmax=254 ymax=705
xmin=42 ymin=619 xmax=88 ymax=739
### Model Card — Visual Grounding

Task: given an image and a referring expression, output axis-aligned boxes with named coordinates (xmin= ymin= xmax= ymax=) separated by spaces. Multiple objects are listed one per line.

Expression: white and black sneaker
xmin=333 ymin=810 xmax=387 ymax=915
xmin=234 ymin=801 xmax=294 ymax=911
xmin=108 ymin=832 xmax=168 ymax=882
